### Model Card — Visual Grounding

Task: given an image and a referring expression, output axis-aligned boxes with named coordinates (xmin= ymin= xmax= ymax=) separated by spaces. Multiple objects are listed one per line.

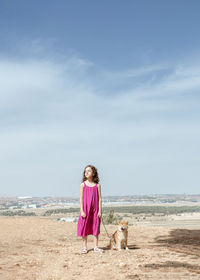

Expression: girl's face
xmin=85 ymin=167 xmax=93 ymax=179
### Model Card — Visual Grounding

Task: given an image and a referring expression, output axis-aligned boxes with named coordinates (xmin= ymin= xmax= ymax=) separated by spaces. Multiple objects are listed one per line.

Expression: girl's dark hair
xmin=82 ymin=165 xmax=99 ymax=183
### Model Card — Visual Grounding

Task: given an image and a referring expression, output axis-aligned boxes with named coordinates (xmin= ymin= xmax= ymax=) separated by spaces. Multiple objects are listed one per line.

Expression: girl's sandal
xmin=93 ymin=247 xmax=104 ymax=253
xmin=81 ymin=247 xmax=88 ymax=254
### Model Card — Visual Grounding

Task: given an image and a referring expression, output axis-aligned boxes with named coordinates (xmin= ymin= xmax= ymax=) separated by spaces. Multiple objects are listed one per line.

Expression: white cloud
xmin=0 ymin=54 xmax=200 ymax=196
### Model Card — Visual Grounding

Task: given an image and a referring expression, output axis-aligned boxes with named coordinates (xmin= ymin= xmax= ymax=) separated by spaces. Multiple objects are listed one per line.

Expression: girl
xmin=77 ymin=165 xmax=103 ymax=254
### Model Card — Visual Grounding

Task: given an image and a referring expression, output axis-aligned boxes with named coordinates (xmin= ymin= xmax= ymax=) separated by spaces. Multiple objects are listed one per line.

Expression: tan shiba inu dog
xmin=109 ymin=221 xmax=129 ymax=250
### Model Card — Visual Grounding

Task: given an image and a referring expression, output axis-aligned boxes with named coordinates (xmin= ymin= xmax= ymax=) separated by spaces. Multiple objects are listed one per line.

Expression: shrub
xmin=102 ymin=209 xmax=119 ymax=225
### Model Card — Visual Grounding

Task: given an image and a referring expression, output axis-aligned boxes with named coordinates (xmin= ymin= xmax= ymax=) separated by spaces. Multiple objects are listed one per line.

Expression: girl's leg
xmin=82 ymin=236 xmax=87 ymax=248
xmin=93 ymin=235 xmax=98 ymax=248
xmin=93 ymin=235 xmax=103 ymax=252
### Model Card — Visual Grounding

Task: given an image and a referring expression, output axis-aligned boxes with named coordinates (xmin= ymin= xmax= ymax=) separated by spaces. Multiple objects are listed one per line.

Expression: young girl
xmin=77 ymin=165 xmax=103 ymax=254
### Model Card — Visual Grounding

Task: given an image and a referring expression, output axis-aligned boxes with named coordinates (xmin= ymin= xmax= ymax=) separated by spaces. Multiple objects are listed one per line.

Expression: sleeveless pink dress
xmin=77 ymin=182 xmax=101 ymax=237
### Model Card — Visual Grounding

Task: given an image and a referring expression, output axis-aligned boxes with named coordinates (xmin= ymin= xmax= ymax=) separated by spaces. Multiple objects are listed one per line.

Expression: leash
xmin=101 ymin=215 xmax=117 ymax=247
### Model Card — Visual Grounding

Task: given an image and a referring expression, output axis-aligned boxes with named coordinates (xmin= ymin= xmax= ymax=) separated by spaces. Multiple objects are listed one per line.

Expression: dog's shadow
xmin=101 ymin=244 xmax=140 ymax=251
xmin=127 ymin=244 xmax=140 ymax=250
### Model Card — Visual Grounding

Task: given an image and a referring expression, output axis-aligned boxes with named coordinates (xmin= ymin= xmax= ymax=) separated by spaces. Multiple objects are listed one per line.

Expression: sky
xmin=0 ymin=0 xmax=200 ymax=197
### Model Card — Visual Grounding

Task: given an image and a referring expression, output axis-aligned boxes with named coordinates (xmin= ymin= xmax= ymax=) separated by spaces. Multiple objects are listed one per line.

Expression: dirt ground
xmin=0 ymin=217 xmax=200 ymax=280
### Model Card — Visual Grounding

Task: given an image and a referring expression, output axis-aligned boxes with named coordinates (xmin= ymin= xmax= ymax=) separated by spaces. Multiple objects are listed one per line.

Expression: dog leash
xmin=101 ymin=215 xmax=116 ymax=247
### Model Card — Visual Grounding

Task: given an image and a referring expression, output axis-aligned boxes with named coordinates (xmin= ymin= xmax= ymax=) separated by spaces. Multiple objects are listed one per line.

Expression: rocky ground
xmin=0 ymin=217 xmax=200 ymax=280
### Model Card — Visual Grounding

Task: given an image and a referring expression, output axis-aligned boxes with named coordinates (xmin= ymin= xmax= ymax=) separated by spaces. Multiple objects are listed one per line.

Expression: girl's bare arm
xmin=80 ymin=183 xmax=86 ymax=217
xmin=97 ymin=184 xmax=102 ymax=215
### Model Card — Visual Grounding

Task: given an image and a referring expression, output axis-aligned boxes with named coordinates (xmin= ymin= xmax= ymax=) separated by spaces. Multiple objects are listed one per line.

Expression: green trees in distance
xmin=0 ymin=210 xmax=36 ymax=216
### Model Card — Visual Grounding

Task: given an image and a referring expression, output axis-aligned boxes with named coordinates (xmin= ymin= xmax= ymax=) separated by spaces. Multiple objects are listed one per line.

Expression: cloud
xmin=0 ymin=52 xmax=200 ymax=196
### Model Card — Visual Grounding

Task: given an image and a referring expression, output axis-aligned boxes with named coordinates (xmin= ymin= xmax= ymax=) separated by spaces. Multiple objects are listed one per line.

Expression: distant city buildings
xmin=0 ymin=194 xmax=199 ymax=211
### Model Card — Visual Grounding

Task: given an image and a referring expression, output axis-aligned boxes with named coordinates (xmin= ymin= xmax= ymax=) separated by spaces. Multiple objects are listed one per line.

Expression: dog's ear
xmin=120 ymin=220 xmax=128 ymax=225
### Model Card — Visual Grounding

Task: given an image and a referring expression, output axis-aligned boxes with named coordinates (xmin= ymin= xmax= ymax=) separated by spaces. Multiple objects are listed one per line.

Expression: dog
xmin=109 ymin=221 xmax=129 ymax=250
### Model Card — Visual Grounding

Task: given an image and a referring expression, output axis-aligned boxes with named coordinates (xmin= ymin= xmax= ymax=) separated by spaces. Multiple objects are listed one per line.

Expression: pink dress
xmin=77 ymin=181 xmax=101 ymax=237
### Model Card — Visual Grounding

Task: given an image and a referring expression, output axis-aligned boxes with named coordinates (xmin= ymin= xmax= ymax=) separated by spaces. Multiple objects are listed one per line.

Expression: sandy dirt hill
xmin=0 ymin=217 xmax=200 ymax=280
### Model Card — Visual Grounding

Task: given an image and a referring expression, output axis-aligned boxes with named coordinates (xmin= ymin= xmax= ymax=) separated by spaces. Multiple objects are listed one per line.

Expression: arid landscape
xmin=1 ymin=1 xmax=200 ymax=279
xmin=1 ymin=216 xmax=200 ymax=280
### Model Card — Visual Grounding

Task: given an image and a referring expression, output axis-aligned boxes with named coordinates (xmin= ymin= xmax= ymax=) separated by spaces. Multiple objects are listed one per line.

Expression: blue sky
xmin=0 ymin=1 xmax=200 ymax=197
